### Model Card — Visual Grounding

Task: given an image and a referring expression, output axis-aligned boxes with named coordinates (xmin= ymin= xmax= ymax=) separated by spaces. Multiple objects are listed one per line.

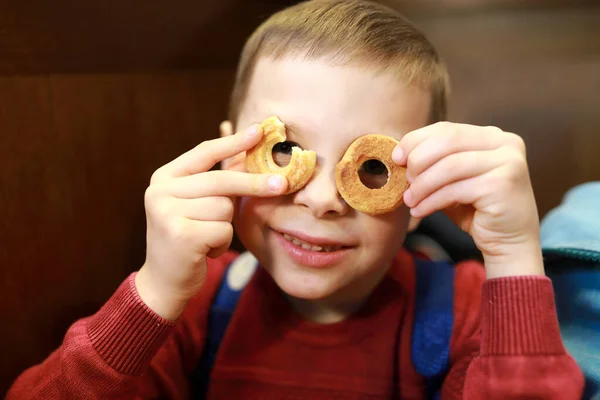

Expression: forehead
xmin=238 ymin=57 xmax=431 ymax=143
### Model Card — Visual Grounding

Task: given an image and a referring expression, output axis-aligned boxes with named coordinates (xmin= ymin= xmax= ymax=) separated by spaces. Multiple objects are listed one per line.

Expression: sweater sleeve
xmin=6 ymin=253 xmax=235 ymax=400
xmin=441 ymin=262 xmax=585 ymax=399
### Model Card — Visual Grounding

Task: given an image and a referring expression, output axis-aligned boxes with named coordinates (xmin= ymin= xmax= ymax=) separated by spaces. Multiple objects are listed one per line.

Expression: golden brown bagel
xmin=335 ymin=134 xmax=408 ymax=215
xmin=245 ymin=116 xmax=316 ymax=194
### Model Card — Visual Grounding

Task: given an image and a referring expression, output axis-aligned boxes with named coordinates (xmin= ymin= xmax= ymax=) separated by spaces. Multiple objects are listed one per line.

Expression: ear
xmin=219 ymin=120 xmax=245 ymax=172
xmin=408 ymin=216 xmax=421 ymax=233
xmin=220 ymin=120 xmax=233 ymax=138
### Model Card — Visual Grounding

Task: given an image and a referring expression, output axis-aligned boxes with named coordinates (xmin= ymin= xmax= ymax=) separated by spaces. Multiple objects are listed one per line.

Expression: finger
xmin=197 ymin=221 xmax=234 ymax=256
xmin=207 ymin=237 xmax=233 ymax=259
xmin=219 ymin=120 xmax=233 ymax=138
xmin=406 ymin=127 xmax=506 ymax=177
xmin=222 ymin=153 xmax=247 ymax=172
xmin=181 ymin=196 xmax=234 ymax=222
xmin=169 ymin=170 xmax=287 ymax=199
xmin=392 ymin=122 xmax=505 ymax=168
xmin=153 ymin=124 xmax=262 ymax=181
xmin=392 ymin=122 xmax=442 ymax=165
xmin=409 ymin=175 xmax=483 ymax=219
xmin=404 ymin=150 xmax=504 ymax=208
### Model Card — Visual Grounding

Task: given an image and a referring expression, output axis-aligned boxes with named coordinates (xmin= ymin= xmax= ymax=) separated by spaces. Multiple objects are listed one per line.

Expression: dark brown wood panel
xmin=0 ymin=0 xmax=285 ymax=74
xmin=391 ymin=0 xmax=599 ymax=14
xmin=416 ymin=6 xmax=600 ymax=62
xmin=0 ymin=70 xmax=234 ymax=391
xmin=1 ymin=0 xmax=597 ymax=74
xmin=1 ymin=1 xmax=600 ymax=396
xmin=412 ymin=7 xmax=600 ymax=216
xmin=0 ymin=75 xmax=59 ymax=386
xmin=448 ymin=58 xmax=600 ymax=217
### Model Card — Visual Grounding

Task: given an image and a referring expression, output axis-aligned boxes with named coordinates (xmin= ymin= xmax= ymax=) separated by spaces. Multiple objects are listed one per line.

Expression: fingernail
xmin=267 ymin=175 xmax=285 ymax=191
xmin=246 ymin=125 xmax=259 ymax=137
xmin=392 ymin=148 xmax=404 ymax=164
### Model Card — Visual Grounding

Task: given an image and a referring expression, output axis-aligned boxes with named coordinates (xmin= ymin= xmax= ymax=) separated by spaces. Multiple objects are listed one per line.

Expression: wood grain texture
xmin=1 ymin=1 xmax=599 ymax=395
xmin=0 ymin=0 xmax=285 ymax=74
xmin=0 ymin=70 xmax=234 ymax=391
xmin=414 ymin=6 xmax=600 ymax=216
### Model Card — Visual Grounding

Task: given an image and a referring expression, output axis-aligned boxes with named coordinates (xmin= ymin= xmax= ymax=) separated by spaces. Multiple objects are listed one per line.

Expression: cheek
xmin=234 ymin=196 xmax=278 ymax=222
xmin=233 ymin=197 xmax=281 ymax=248
xmin=234 ymin=197 xmax=260 ymax=237
xmin=233 ymin=197 xmax=262 ymax=254
xmin=361 ymin=207 xmax=411 ymax=252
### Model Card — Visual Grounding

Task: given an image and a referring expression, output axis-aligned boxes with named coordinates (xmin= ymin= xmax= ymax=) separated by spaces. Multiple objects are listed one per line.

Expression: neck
xmin=286 ymin=263 xmax=391 ymax=324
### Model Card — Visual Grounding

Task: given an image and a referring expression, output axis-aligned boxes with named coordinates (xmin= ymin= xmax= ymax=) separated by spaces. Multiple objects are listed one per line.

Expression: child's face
xmin=232 ymin=57 xmax=431 ymax=303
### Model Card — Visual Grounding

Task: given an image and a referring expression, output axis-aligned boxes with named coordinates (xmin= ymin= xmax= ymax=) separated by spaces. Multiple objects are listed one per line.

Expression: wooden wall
xmin=417 ymin=5 xmax=600 ymax=215
xmin=0 ymin=70 xmax=236 ymax=391
xmin=1 ymin=0 xmax=599 ymax=394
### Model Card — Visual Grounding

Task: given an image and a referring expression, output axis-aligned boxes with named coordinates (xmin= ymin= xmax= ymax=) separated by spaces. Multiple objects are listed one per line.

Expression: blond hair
xmin=229 ymin=0 xmax=449 ymax=126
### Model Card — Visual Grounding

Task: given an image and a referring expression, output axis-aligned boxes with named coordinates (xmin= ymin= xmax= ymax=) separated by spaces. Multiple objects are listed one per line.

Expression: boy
xmin=8 ymin=1 xmax=583 ymax=399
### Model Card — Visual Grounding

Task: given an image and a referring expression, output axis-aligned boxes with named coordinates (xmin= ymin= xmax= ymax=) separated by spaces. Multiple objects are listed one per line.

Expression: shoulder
xmin=453 ymin=260 xmax=485 ymax=300
xmin=449 ymin=260 xmax=484 ymax=354
xmin=408 ymin=258 xmax=483 ymax=323
xmin=147 ymin=251 xmax=242 ymax=375
xmin=391 ymin=249 xmax=484 ymax=294
xmin=207 ymin=250 xmax=241 ymax=280
xmin=452 ymin=260 xmax=485 ymax=312
xmin=408 ymin=257 xmax=483 ymax=364
xmin=404 ymin=256 xmax=484 ymax=341
xmin=163 ymin=251 xmax=242 ymax=362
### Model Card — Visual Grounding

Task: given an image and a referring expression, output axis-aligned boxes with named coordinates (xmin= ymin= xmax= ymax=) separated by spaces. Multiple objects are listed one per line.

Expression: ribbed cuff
xmin=87 ymin=273 xmax=176 ymax=375
xmin=481 ymin=276 xmax=565 ymax=356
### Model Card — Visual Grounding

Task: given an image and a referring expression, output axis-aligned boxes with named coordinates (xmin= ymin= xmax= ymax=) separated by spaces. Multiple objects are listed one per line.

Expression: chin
xmin=265 ymin=264 xmax=341 ymax=300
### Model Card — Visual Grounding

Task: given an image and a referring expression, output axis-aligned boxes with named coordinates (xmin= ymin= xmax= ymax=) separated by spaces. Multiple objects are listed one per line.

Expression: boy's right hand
xmin=135 ymin=125 xmax=288 ymax=320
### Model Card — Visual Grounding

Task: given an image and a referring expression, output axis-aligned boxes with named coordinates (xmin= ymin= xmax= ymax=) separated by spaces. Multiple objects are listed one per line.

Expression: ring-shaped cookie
xmin=335 ymin=134 xmax=408 ymax=215
xmin=245 ymin=116 xmax=316 ymax=194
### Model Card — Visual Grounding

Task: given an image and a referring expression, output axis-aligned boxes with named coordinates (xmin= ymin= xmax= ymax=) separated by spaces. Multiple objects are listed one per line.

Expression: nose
xmin=293 ymin=161 xmax=350 ymax=218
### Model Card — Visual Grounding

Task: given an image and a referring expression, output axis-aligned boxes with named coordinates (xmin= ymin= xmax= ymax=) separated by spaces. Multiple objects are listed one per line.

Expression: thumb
xmin=443 ymin=204 xmax=475 ymax=233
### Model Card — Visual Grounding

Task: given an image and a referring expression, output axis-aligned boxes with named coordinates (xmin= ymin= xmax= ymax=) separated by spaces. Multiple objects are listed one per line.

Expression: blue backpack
xmin=540 ymin=182 xmax=600 ymax=400
xmin=190 ymin=253 xmax=455 ymax=399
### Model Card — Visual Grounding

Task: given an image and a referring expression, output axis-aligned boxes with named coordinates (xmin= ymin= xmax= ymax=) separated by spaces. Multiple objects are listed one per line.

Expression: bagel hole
xmin=358 ymin=159 xmax=389 ymax=189
xmin=272 ymin=141 xmax=294 ymax=167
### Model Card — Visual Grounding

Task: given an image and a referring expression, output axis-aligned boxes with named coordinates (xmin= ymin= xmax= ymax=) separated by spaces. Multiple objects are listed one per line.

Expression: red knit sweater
xmin=7 ymin=250 xmax=583 ymax=399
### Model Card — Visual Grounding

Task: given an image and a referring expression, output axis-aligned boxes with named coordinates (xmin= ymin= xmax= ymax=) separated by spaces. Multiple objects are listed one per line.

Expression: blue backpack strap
xmin=411 ymin=257 xmax=455 ymax=400
xmin=190 ymin=252 xmax=258 ymax=399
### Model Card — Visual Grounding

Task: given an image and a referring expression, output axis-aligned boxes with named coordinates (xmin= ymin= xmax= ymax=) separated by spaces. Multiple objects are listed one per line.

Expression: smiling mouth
xmin=280 ymin=232 xmax=349 ymax=253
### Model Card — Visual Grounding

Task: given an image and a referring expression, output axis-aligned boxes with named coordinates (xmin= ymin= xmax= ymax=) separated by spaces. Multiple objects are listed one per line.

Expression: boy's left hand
xmin=393 ymin=122 xmax=544 ymax=279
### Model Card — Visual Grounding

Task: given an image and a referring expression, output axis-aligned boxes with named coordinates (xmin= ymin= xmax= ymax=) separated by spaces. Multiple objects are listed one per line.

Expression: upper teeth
xmin=282 ymin=233 xmax=342 ymax=252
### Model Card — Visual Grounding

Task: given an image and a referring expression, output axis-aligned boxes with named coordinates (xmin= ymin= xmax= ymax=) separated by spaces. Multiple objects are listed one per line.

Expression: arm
xmin=7 ymin=255 xmax=233 ymax=400
xmin=8 ymin=123 xmax=285 ymax=399
xmin=440 ymin=262 xmax=584 ymax=399
xmin=464 ymin=275 xmax=584 ymax=399
xmin=7 ymin=274 xmax=176 ymax=400
xmin=394 ymin=122 xmax=584 ymax=398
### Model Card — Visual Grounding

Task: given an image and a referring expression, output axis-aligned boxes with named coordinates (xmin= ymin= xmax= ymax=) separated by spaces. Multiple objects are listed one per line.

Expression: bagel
xmin=245 ymin=116 xmax=316 ymax=194
xmin=335 ymin=134 xmax=408 ymax=215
